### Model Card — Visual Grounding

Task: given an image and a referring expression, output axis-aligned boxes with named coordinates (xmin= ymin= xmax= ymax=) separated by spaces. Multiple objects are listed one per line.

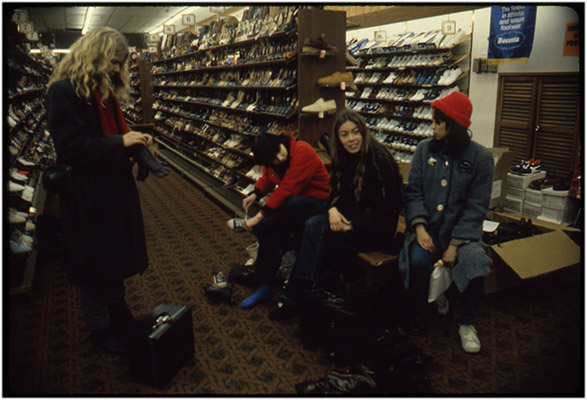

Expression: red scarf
xmin=92 ymin=89 xmax=130 ymax=136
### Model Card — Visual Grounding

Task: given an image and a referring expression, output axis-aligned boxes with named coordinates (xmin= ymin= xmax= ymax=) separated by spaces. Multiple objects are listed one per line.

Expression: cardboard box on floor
xmin=489 ymin=148 xmax=516 ymax=209
xmin=396 ymin=148 xmax=515 ymax=199
xmin=484 ymin=211 xmax=581 ymax=294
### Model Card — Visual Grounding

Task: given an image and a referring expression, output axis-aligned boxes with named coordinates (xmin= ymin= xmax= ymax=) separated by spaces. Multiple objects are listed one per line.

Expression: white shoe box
xmin=506 ymin=187 xmax=525 ymax=200
xmin=522 ymin=200 xmax=542 ymax=218
xmin=524 ymin=188 xmax=543 ymax=204
xmin=506 ymin=171 xmax=547 ymax=189
xmin=504 ymin=195 xmax=523 ymax=214
xmin=538 ymin=203 xmax=578 ymax=226
xmin=541 ymin=186 xmax=573 ymax=208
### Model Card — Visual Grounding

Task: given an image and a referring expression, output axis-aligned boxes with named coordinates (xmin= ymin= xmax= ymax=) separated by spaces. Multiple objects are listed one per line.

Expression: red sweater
xmin=254 ymin=136 xmax=330 ymax=215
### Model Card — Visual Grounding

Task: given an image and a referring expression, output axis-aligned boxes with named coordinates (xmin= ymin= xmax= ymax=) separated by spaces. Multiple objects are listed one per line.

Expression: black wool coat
xmin=46 ymin=79 xmax=148 ymax=285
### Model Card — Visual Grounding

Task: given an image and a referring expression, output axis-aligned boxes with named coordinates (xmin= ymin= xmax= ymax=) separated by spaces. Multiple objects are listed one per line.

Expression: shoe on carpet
xmin=458 ymin=324 xmax=481 ymax=353
xmin=227 ymin=218 xmax=247 ymax=232
xmin=435 ymin=293 xmax=449 ymax=315
xmin=241 ymin=284 xmax=271 ymax=309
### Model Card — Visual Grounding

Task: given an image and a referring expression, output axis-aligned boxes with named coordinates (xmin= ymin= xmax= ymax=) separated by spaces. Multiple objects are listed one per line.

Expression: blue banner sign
xmin=488 ymin=5 xmax=537 ymax=64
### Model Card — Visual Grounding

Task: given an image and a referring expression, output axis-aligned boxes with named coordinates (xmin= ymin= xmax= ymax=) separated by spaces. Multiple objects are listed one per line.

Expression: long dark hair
xmin=251 ymin=132 xmax=291 ymax=167
xmin=429 ymin=108 xmax=471 ymax=155
xmin=330 ymin=109 xmax=400 ymax=203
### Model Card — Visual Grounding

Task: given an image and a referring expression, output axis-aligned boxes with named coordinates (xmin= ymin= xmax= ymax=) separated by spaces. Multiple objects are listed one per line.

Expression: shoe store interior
xmin=6 ymin=3 xmax=583 ymax=396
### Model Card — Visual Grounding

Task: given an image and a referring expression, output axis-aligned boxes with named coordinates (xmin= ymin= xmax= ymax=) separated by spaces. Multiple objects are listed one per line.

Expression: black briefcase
xmin=128 ymin=304 xmax=194 ymax=387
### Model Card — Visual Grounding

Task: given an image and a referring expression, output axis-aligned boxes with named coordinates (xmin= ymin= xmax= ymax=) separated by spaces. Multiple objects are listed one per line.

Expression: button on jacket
xmin=399 ymin=138 xmax=494 ymax=291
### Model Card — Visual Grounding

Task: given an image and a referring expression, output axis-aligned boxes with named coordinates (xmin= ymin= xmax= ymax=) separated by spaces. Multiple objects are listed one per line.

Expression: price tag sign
xmin=442 ymin=20 xmax=456 ymax=35
xmin=148 ymin=34 xmax=159 ymax=43
xmin=20 ymin=22 xmax=34 ymax=34
xmin=164 ymin=25 xmax=176 ymax=34
xmin=182 ymin=14 xmax=195 ymax=26
xmin=149 ymin=46 xmax=158 ymax=53
xmin=26 ymin=31 xmax=39 ymax=41
xmin=318 ymin=111 xmax=324 ymax=119
xmin=319 ymin=50 xmax=326 ymax=58
xmin=340 ymin=82 xmax=346 ymax=90
xmin=12 ymin=10 xmax=28 ymax=24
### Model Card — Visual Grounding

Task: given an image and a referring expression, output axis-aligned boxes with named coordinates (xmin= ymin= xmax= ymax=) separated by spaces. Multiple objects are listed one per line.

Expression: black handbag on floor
xmin=42 ymin=164 xmax=72 ymax=195
xmin=128 ymin=304 xmax=194 ymax=387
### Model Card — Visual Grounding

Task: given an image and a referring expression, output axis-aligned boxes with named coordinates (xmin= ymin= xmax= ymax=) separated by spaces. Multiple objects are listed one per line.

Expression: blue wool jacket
xmin=399 ymin=138 xmax=494 ymax=291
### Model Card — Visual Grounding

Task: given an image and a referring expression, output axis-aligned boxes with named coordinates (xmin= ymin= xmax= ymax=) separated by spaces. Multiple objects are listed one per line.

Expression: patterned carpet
xmin=7 ymin=168 xmax=584 ymax=395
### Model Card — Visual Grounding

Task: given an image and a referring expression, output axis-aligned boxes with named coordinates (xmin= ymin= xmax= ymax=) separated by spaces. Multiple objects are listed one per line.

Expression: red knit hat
xmin=431 ymin=91 xmax=472 ymax=128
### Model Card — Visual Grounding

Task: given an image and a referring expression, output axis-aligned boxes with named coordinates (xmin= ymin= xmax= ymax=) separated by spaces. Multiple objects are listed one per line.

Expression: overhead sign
xmin=488 ymin=5 xmax=537 ymax=65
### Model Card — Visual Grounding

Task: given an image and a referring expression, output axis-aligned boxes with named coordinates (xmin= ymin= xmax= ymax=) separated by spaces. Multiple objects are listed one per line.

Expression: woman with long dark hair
xmin=399 ymin=91 xmax=494 ymax=353
xmin=270 ymin=109 xmax=403 ymax=320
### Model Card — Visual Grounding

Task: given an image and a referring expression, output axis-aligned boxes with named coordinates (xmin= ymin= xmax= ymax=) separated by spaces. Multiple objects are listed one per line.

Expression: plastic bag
xmin=428 ymin=260 xmax=452 ymax=303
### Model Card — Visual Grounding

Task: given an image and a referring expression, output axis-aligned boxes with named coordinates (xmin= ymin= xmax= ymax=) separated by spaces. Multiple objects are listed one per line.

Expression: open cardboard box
xmin=489 ymin=148 xmax=516 ymax=209
xmin=484 ymin=211 xmax=581 ymax=294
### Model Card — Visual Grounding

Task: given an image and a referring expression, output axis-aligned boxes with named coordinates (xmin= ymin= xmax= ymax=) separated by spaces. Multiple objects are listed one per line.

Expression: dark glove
xmin=132 ymin=145 xmax=170 ymax=181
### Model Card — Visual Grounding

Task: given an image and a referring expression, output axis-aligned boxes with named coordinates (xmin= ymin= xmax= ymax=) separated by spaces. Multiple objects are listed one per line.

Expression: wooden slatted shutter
xmin=494 ymin=76 xmax=538 ymax=163
xmin=494 ymin=74 xmax=580 ymax=177
xmin=534 ymin=75 xmax=581 ymax=177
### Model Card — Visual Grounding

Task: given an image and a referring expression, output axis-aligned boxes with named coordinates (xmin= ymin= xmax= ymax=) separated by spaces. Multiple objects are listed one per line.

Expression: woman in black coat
xmin=46 ymin=27 xmax=153 ymax=354
xmin=270 ymin=109 xmax=404 ymax=319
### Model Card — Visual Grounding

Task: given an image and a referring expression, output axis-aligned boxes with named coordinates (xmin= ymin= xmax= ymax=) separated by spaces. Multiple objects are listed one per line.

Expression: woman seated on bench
xmin=270 ymin=109 xmax=404 ymax=320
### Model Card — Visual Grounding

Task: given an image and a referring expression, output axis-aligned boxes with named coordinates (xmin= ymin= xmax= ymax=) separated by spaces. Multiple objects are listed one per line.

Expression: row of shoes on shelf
xmin=354 ymin=51 xmax=453 ymax=70
xmin=152 ymin=67 xmax=297 ymax=89
xmin=349 ymin=85 xmax=460 ymax=105
xmin=362 ymin=114 xmax=434 ymax=138
xmin=355 ymin=66 xmax=463 ymax=86
xmin=8 ymin=157 xmax=41 ymax=255
xmin=205 ymin=146 xmax=247 ymax=169
xmin=158 ymin=6 xmax=299 ymax=59
xmin=7 ymin=98 xmax=43 ymax=129
xmin=349 ymin=29 xmax=468 ymax=56
xmin=154 ymin=98 xmax=298 ymax=137
xmin=154 ymin=88 xmax=298 ymax=117
xmin=380 ymin=132 xmax=426 ymax=153
xmin=153 ymin=37 xmax=298 ymax=74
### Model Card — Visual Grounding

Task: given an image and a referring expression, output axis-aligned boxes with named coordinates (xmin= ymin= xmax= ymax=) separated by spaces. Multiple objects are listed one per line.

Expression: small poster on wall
xmin=487 ymin=5 xmax=537 ymax=65
xmin=563 ymin=22 xmax=579 ymax=56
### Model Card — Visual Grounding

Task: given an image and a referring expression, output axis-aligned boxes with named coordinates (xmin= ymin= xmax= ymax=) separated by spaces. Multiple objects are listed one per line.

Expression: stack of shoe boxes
xmin=538 ymin=187 xmax=578 ymax=225
xmin=504 ymin=171 xmax=547 ymax=216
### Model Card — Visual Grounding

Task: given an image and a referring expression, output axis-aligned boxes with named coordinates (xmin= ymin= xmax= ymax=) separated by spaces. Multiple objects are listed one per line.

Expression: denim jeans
xmin=252 ymin=196 xmax=327 ymax=286
xmin=78 ymin=280 xmax=125 ymax=331
xmin=409 ymin=238 xmax=485 ymax=325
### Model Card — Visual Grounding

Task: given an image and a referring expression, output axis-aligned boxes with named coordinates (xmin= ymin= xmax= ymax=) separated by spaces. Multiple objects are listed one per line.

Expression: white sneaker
xmin=459 ymin=325 xmax=481 ymax=353
xmin=435 ymin=293 xmax=449 ymax=315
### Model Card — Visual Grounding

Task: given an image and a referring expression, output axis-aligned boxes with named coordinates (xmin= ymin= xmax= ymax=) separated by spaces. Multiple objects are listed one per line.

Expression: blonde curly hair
xmin=47 ymin=27 xmax=130 ymax=104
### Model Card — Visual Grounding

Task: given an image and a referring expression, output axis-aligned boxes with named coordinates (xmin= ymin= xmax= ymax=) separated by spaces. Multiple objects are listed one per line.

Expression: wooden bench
xmin=358 ymin=215 xmax=405 ymax=286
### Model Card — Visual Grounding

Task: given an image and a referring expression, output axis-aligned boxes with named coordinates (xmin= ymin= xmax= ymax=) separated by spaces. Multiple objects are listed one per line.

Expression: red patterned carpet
xmin=7 ymin=168 xmax=583 ymax=395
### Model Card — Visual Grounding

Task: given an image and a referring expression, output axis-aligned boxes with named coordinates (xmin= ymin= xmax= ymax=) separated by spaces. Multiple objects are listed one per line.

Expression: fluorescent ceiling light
xmin=29 ymin=49 xmax=70 ymax=54
xmin=82 ymin=7 xmax=95 ymax=35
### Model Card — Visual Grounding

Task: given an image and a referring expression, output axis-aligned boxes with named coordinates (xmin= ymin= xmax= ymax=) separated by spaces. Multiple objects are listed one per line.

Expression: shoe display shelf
xmin=7 ymin=43 xmax=56 ymax=295
xmin=149 ymin=6 xmax=346 ymax=212
xmin=121 ymin=62 xmax=143 ymax=124
xmin=345 ymin=32 xmax=472 ymax=163
xmin=122 ymin=57 xmax=155 ymax=126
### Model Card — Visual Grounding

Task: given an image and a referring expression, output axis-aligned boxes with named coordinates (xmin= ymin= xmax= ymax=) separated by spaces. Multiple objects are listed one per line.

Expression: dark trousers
xmin=284 ymin=213 xmax=379 ymax=300
xmin=252 ymin=196 xmax=327 ymax=286
xmin=78 ymin=280 xmax=125 ymax=331
xmin=409 ymin=239 xmax=484 ymax=325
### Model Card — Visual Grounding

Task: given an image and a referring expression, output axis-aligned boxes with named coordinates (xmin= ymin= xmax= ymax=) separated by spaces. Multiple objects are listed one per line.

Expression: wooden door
xmin=494 ymin=73 xmax=580 ymax=176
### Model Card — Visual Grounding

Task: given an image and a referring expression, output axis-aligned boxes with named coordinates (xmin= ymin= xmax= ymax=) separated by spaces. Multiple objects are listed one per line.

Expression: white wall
xmin=346 ymin=6 xmax=581 ymax=148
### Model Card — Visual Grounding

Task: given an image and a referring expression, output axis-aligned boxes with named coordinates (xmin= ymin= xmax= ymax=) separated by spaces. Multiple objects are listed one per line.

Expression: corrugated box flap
xmin=491 ymin=230 xmax=580 ymax=279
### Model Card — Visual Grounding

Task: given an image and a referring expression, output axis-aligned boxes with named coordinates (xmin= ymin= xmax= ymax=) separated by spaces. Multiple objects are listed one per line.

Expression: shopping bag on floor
xmin=428 ymin=261 xmax=452 ymax=303
xmin=128 ymin=304 xmax=194 ymax=387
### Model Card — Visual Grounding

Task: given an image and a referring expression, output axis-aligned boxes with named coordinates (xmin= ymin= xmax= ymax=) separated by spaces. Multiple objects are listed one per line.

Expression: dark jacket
xmin=46 ymin=79 xmax=148 ymax=285
xmin=331 ymin=144 xmax=403 ymax=251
